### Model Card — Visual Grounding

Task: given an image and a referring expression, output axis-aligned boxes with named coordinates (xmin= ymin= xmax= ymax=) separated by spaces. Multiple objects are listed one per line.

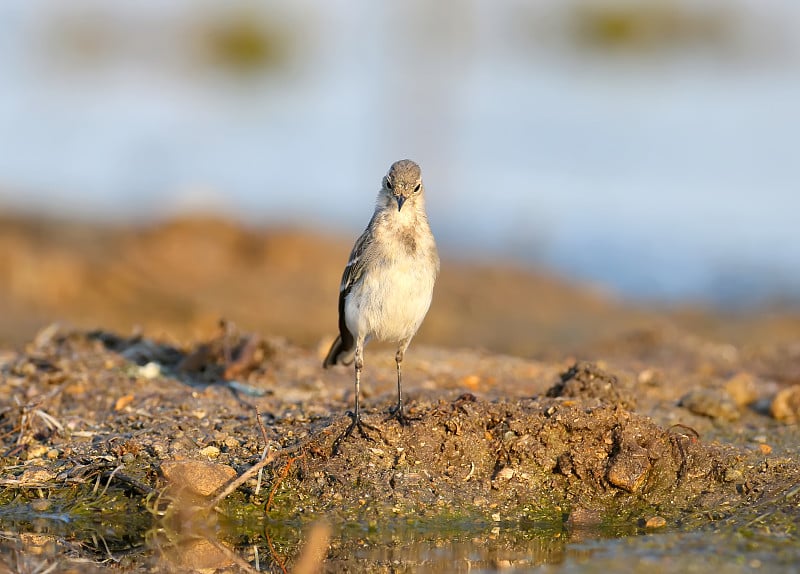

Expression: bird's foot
xmin=387 ymin=403 xmax=420 ymax=427
xmin=331 ymin=411 xmax=383 ymax=456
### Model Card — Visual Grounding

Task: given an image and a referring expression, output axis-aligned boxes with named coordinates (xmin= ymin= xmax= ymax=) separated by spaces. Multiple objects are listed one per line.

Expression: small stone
xmin=19 ymin=467 xmax=56 ymax=485
xmin=638 ymin=369 xmax=661 ymax=385
xmin=495 ymin=467 xmax=515 ymax=481
xmin=122 ymin=452 xmax=136 ymax=463
xmin=138 ymin=362 xmax=161 ymax=379
xmin=723 ymin=468 xmax=743 ymax=482
xmin=758 ymin=443 xmax=772 ymax=455
xmin=26 ymin=444 xmax=49 ymax=460
xmin=607 ymin=446 xmax=651 ymax=493
xmin=491 ymin=513 xmax=501 ymax=522
xmin=199 ymin=445 xmax=220 ymax=459
xmin=461 ymin=374 xmax=481 ymax=389
xmin=566 ymin=507 xmax=602 ymax=528
xmin=771 ymin=385 xmax=800 ymax=423
xmin=114 ymin=394 xmax=135 ymax=411
xmin=46 ymin=449 xmax=59 ymax=459
xmin=645 ymin=516 xmax=667 ymax=529
xmin=725 ymin=372 xmax=760 ymax=407
xmin=30 ymin=498 xmax=52 ymax=512
xmin=680 ymin=388 xmax=740 ymax=421
xmin=161 ymin=460 xmax=237 ymax=497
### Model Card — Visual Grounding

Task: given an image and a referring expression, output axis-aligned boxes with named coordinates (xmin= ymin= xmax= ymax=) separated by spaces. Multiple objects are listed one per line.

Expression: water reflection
xmin=2 ymin=509 xmax=798 ymax=573
xmin=0 ymin=508 xmax=597 ymax=572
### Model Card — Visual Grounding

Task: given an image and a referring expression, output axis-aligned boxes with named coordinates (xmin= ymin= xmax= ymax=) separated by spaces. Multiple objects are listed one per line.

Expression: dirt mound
xmin=295 ymin=393 xmax=729 ymax=524
xmin=546 ymin=361 xmax=636 ymax=409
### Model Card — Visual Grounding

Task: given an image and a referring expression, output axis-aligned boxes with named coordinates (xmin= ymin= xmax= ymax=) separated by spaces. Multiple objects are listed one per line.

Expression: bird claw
xmin=332 ymin=411 xmax=383 ymax=455
xmin=387 ymin=404 xmax=419 ymax=427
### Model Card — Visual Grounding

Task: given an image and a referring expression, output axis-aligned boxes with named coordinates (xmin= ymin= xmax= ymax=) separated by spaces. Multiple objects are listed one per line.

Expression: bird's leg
xmin=388 ymin=340 xmax=418 ymax=426
xmin=332 ymin=341 xmax=382 ymax=455
xmin=353 ymin=345 xmax=364 ymax=424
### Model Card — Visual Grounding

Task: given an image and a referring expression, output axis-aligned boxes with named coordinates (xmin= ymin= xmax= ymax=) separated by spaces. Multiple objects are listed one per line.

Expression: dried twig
xmin=97 ymin=465 xmax=125 ymax=498
xmin=265 ymin=454 xmax=304 ymax=513
xmin=206 ymin=449 xmax=276 ymax=510
xmin=96 ymin=468 xmax=155 ymax=497
xmin=256 ymin=407 xmax=269 ymax=447
xmin=265 ymin=530 xmax=288 ymax=574
xmin=208 ymin=537 xmax=260 ymax=574
xmin=254 ymin=406 xmax=272 ymax=496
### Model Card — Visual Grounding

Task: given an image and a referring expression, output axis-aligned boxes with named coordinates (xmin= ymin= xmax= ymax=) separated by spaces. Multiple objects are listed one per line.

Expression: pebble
xmin=638 ymin=369 xmax=661 ymax=386
xmin=645 ymin=516 xmax=667 ymax=529
xmin=607 ymin=446 xmax=650 ymax=493
xmin=200 ymin=445 xmax=221 ymax=459
xmin=495 ymin=467 xmax=515 ymax=481
xmin=19 ymin=467 xmax=56 ymax=485
xmin=725 ymin=372 xmax=760 ymax=407
xmin=138 ymin=362 xmax=161 ymax=379
xmin=26 ymin=444 xmax=49 ymax=460
xmin=723 ymin=468 xmax=743 ymax=482
xmin=566 ymin=507 xmax=602 ymax=528
xmin=679 ymin=388 xmax=740 ymax=421
xmin=770 ymin=385 xmax=800 ymax=423
xmin=30 ymin=498 xmax=52 ymax=512
xmin=160 ymin=460 xmax=236 ymax=497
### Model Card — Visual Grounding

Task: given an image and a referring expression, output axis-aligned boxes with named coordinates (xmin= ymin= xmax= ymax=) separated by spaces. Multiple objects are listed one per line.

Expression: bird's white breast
xmin=345 ymin=218 xmax=437 ymax=344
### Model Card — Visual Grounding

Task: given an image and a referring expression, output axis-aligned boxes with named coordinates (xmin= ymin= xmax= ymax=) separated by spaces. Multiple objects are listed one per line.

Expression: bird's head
xmin=381 ymin=159 xmax=423 ymax=212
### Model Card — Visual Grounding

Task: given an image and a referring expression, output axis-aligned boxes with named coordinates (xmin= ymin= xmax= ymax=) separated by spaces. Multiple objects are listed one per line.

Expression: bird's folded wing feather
xmin=340 ymin=225 xmax=372 ymax=296
xmin=336 ymin=222 xmax=373 ymax=349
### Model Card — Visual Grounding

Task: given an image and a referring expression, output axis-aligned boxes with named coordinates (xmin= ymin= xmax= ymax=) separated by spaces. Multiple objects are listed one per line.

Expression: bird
xmin=323 ymin=159 xmax=439 ymax=448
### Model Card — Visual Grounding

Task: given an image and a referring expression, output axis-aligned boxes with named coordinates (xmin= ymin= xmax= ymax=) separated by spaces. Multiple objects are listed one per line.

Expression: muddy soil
xmin=1 ymin=323 xmax=799 ymax=572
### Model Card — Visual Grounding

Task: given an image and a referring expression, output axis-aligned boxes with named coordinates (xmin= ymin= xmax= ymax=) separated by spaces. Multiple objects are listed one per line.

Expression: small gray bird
xmin=324 ymin=159 xmax=439 ymax=444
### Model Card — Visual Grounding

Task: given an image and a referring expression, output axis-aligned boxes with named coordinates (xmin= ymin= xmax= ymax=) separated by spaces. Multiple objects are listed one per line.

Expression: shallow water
xmin=2 ymin=505 xmax=798 ymax=573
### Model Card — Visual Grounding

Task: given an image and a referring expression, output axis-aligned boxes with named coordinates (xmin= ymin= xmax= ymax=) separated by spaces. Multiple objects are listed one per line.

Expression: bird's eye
xmin=413 ymin=183 xmax=421 ymax=193
xmin=385 ymin=178 xmax=393 ymax=190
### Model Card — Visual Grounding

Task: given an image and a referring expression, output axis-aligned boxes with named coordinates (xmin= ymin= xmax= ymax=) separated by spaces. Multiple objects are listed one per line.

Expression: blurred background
xmin=1 ymin=0 xmax=799 ymax=350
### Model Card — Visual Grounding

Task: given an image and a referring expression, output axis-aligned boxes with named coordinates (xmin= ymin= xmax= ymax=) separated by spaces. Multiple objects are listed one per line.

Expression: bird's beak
xmin=396 ymin=195 xmax=406 ymax=211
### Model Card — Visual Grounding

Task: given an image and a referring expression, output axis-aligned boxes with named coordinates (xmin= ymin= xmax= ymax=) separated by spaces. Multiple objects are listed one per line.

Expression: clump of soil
xmin=546 ymin=361 xmax=636 ymax=409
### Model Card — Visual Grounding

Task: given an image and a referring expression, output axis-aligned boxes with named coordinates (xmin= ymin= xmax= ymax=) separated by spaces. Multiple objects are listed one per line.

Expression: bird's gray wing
xmin=336 ymin=222 xmax=373 ymax=350
xmin=340 ymin=228 xmax=371 ymax=295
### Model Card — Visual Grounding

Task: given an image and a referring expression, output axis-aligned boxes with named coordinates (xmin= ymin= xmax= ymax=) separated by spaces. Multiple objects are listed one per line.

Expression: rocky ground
xmin=0 ymin=216 xmax=799 ymax=572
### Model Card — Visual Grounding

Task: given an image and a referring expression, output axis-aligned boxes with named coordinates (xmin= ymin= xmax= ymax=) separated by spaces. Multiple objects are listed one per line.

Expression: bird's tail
xmin=322 ymin=335 xmax=355 ymax=368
